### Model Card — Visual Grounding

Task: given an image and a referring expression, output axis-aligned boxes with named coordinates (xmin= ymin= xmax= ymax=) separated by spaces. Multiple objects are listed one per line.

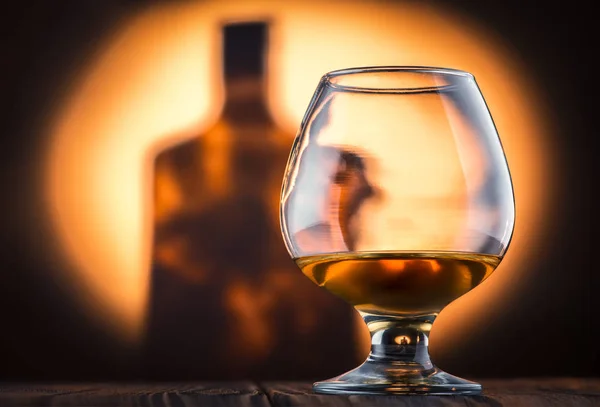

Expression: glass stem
xmin=362 ymin=313 xmax=437 ymax=374
xmin=313 ymin=312 xmax=480 ymax=394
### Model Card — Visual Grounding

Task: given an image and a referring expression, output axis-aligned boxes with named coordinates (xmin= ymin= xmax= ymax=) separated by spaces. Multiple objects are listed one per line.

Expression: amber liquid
xmin=296 ymin=251 xmax=500 ymax=315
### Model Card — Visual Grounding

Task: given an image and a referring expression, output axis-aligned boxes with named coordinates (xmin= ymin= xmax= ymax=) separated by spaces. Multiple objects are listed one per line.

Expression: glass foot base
xmin=313 ymin=361 xmax=482 ymax=395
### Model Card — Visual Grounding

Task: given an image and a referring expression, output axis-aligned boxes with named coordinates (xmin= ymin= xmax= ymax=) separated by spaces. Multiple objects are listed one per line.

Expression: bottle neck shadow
xmin=222 ymin=75 xmax=272 ymax=125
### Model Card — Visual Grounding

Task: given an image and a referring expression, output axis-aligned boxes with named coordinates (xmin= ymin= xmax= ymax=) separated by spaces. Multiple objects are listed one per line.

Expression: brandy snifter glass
xmin=279 ymin=66 xmax=515 ymax=395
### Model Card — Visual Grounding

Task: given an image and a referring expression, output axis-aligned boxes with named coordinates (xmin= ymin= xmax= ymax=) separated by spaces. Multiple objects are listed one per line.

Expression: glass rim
xmin=323 ymin=66 xmax=474 ymax=94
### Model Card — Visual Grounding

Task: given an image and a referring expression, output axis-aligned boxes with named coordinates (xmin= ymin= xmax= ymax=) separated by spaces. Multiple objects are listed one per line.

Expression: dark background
xmin=1 ymin=0 xmax=595 ymax=381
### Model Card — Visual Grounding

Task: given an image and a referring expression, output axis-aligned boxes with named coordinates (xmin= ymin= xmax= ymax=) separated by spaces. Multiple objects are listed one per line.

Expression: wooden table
xmin=1 ymin=378 xmax=598 ymax=406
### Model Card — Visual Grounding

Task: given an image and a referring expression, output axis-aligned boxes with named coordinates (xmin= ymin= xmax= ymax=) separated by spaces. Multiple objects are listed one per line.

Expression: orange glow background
xmin=46 ymin=0 xmax=555 ymax=359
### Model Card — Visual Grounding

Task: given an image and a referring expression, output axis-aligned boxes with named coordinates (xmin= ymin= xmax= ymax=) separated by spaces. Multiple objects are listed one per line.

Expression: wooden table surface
xmin=0 ymin=378 xmax=598 ymax=406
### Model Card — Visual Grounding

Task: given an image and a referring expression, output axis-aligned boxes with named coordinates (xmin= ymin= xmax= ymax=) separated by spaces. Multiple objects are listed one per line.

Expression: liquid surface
xmin=295 ymin=251 xmax=500 ymax=315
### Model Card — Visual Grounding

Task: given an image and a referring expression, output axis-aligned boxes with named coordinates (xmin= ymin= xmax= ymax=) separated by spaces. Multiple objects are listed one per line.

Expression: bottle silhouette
xmin=144 ymin=21 xmax=357 ymax=380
